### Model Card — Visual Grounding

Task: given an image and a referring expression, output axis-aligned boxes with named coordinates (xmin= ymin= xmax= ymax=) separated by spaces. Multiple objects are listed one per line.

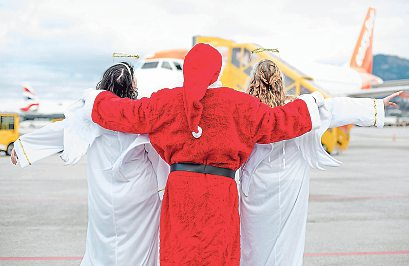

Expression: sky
xmin=0 ymin=0 xmax=408 ymax=100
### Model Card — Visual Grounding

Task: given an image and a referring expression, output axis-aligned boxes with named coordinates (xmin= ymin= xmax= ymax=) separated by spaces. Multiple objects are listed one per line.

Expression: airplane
xmin=132 ymin=7 xmax=409 ymax=115
xmin=193 ymin=8 xmax=409 ymax=98
xmin=0 ymin=57 xmax=184 ymax=136
xmin=188 ymin=9 xmax=409 ymax=153
xmin=0 ymin=83 xmax=73 ymax=116
xmin=3 ymin=7 xmax=408 ymax=143
xmin=135 ymin=55 xmax=184 ymax=98
xmin=287 ymin=7 xmax=382 ymax=96
xmin=133 ymin=9 xmax=409 ymax=101
xmin=1 ymin=57 xmax=185 ymax=116
xmin=0 ymin=83 xmax=73 ymax=134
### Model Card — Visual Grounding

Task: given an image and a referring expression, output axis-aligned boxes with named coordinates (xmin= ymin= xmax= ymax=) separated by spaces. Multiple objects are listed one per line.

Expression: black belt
xmin=170 ymin=163 xmax=236 ymax=179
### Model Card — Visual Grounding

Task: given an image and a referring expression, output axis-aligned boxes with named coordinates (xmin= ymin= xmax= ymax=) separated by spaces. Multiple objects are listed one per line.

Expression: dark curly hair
xmin=96 ymin=62 xmax=137 ymax=99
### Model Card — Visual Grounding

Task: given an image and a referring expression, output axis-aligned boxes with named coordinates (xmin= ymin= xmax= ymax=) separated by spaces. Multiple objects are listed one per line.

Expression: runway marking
xmin=352 ymin=133 xmax=409 ymax=140
xmin=0 ymin=197 xmax=87 ymax=204
xmin=2 ymin=195 xmax=409 ymax=204
xmin=305 ymin=250 xmax=409 ymax=257
xmin=309 ymin=195 xmax=409 ymax=201
xmin=2 ymin=251 xmax=409 ymax=260
xmin=0 ymin=257 xmax=82 ymax=261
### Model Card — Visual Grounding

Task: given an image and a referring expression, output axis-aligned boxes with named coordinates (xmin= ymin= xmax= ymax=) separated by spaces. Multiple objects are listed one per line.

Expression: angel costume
xmin=240 ymin=94 xmax=385 ymax=266
xmin=14 ymin=97 xmax=169 ymax=266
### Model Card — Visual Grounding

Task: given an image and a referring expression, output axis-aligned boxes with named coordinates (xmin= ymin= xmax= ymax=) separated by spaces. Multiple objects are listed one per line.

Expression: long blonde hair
xmin=247 ymin=59 xmax=286 ymax=108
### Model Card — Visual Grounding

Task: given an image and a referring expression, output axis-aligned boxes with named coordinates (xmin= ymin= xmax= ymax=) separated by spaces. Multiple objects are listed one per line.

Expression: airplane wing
xmin=346 ymin=80 xmax=409 ymax=98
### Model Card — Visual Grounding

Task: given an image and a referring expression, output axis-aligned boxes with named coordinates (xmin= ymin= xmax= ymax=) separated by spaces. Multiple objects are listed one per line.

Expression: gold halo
xmin=112 ymin=53 xmax=140 ymax=59
xmin=251 ymin=48 xmax=279 ymax=54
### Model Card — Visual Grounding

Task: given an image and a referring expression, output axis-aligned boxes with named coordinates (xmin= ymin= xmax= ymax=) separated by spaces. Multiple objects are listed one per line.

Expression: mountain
xmin=373 ymin=54 xmax=409 ymax=81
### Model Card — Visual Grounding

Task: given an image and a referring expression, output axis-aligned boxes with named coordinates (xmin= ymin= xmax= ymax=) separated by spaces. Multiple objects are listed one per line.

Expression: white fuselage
xmin=291 ymin=60 xmax=364 ymax=97
xmin=135 ymin=58 xmax=184 ymax=98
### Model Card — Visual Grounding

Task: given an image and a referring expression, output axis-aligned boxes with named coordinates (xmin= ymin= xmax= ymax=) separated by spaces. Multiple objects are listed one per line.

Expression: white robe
xmin=14 ymin=98 xmax=169 ymax=266
xmin=240 ymin=97 xmax=385 ymax=266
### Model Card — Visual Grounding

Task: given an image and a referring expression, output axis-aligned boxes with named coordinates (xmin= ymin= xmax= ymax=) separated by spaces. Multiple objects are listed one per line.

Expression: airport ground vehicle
xmin=0 ymin=113 xmax=19 ymax=156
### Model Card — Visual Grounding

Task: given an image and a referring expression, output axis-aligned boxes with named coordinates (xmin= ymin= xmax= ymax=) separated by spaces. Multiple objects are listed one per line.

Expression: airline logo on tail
xmin=350 ymin=8 xmax=376 ymax=74
xmin=20 ymin=84 xmax=40 ymax=112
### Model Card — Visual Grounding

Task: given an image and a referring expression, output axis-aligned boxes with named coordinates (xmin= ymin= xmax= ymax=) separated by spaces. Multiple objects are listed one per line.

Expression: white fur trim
xmin=192 ymin=126 xmax=203 ymax=138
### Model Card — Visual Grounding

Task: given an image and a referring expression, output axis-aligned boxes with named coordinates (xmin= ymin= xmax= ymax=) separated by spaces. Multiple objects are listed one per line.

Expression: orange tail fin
xmin=350 ymin=8 xmax=376 ymax=74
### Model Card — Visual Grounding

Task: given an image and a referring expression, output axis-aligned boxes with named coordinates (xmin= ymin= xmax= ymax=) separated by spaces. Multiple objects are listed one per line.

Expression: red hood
xmin=183 ymin=43 xmax=222 ymax=135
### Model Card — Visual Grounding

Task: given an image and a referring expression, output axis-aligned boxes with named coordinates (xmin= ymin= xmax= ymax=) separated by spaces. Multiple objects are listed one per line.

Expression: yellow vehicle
xmin=0 ymin=113 xmax=19 ymax=156
xmin=193 ymin=36 xmax=351 ymax=154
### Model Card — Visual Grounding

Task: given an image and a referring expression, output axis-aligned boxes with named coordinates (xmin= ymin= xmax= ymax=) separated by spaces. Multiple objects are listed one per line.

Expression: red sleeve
xmin=91 ymin=91 xmax=157 ymax=134
xmin=251 ymin=99 xmax=312 ymax=144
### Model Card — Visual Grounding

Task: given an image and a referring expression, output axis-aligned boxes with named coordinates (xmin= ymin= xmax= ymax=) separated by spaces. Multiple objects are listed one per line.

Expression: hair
xmin=96 ymin=62 xmax=137 ymax=99
xmin=247 ymin=59 xmax=285 ymax=108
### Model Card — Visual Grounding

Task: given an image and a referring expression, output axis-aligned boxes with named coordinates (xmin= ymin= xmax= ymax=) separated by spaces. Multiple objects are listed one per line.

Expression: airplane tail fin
xmin=350 ymin=8 xmax=376 ymax=74
xmin=20 ymin=83 xmax=39 ymax=112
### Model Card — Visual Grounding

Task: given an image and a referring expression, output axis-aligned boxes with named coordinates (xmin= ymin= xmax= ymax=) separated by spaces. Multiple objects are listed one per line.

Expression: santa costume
xmin=86 ymin=43 xmax=321 ymax=265
xmin=240 ymin=94 xmax=385 ymax=266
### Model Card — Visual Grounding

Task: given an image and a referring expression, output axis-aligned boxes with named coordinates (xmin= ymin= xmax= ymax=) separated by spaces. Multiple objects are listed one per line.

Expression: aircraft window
xmin=0 ymin=116 xmax=14 ymax=130
xmin=300 ymin=87 xmax=312 ymax=95
xmin=141 ymin=62 xmax=159 ymax=69
xmin=173 ymin=61 xmax=182 ymax=71
xmin=161 ymin=61 xmax=172 ymax=70
xmin=231 ymin=48 xmax=241 ymax=68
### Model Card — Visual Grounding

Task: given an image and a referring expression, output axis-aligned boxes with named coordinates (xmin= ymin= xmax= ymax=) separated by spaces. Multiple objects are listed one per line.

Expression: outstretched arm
xmin=326 ymin=91 xmax=402 ymax=128
xmin=12 ymin=121 xmax=65 ymax=167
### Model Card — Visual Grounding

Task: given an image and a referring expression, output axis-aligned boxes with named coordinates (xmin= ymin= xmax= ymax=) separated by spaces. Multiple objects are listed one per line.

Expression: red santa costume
xmin=86 ymin=43 xmax=319 ymax=265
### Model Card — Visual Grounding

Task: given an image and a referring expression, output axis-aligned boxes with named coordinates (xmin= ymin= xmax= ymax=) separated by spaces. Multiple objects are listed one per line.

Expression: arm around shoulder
xmin=251 ymin=97 xmax=314 ymax=144
xmin=88 ymin=90 xmax=159 ymax=134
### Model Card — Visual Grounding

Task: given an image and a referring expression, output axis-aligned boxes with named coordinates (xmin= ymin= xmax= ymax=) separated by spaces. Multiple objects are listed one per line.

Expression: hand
xmin=11 ymin=148 xmax=18 ymax=165
xmin=383 ymin=91 xmax=402 ymax=108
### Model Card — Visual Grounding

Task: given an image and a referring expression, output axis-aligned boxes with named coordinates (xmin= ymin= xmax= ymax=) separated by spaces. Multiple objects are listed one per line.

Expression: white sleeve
xmin=14 ymin=121 xmax=65 ymax=168
xmin=83 ymin=89 xmax=103 ymax=120
xmin=297 ymin=91 xmax=325 ymax=130
xmin=60 ymin=97 xmax=103 ymax=165
xmin=326 ymin=97 xmax=385 ymax=128
xmin=294 ymin=96 xmax=385 ymax=169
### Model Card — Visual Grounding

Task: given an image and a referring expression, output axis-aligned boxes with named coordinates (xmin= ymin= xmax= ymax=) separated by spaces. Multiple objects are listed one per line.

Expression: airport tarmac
xmin=0 ymin=127 xmax=408 ymax=266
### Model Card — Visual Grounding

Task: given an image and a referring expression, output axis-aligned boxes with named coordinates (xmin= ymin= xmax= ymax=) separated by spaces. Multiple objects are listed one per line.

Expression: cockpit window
xmin=141 ymin=61 xmax=159 ymax=69
xmin=173 ymin=61 xmax=182 ymax=71
xmin=161 ymin=61 xmax=172 ymax=70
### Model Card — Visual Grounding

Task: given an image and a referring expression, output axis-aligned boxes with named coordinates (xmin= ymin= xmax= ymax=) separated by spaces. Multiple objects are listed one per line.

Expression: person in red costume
xmin=85 ymin=43 xmax=321 ymax=265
